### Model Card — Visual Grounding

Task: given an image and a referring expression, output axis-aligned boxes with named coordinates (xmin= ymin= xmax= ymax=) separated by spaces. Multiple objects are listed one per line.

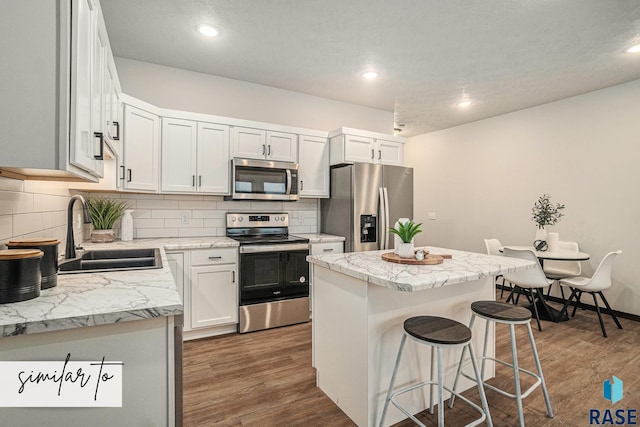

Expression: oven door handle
xmin=240 ymin=243 xmax=309 ymax=253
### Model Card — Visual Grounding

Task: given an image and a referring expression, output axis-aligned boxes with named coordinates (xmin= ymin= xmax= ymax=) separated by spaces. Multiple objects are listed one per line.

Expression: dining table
xmin=501 ymin=245 xmax=590 ymax=322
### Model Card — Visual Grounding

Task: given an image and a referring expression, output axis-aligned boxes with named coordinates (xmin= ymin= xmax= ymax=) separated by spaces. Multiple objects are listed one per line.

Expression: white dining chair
xmin=484 ymin=238 xmax=511 ymax=298
xmin=557 ymin=251 xmax=623 ymax=338
xmin=543 ymin=241 xmax=582 ymax=301
xmin=502 ymin=248 xmax=554 ymax=331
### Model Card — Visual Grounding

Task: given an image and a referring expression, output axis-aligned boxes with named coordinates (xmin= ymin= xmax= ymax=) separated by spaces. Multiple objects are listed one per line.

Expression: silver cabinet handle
xmin=300 ymin=180 xmax=304 ymax=190
xmin=323 ymin=248 xmax=334 ymax=252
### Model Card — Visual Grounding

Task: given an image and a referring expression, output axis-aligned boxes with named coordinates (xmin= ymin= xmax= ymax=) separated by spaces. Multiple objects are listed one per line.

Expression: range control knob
xmin=275 ymin=217 xmax=279 ymax=222
xmin=281 ymin=216 xmax=286 ymax=222
xmin=238 ymin=217 xmax=243 ymax=222
xmin=231 ymin=216 xmax=236 ymax=222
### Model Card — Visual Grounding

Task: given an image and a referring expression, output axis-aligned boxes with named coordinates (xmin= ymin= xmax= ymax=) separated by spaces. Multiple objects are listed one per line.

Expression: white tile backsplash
xmin=0 ymin=177 xmax=87 ymax=252
xmin=0 ymin=176 xmax=320 ymax=247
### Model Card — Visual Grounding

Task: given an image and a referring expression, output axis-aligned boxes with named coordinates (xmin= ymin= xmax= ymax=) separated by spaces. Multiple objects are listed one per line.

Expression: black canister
xmin=0 ymin=249 xmax=43 ymax=304
xmin=7 ymin=238 xmax=60 ymax=289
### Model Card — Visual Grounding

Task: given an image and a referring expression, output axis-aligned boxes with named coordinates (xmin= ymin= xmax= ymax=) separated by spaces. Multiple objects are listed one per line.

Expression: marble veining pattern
xmin=103 ymin=236 xmax=239 ymax=251
xmin=0 ymin=241 xmax=184 ymax=337
xmin=293 ymin=233 xmax=345 ymax=243
xmin=307 ymin=246 xmax=536 ymax=292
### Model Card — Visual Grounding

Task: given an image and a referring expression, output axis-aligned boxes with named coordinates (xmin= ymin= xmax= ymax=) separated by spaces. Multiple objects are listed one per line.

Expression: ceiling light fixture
xmin=197 ymin=24 xmax=220 ymax=38
xmin=626 ymin=44 xmax=640 ymax=53
xmin=457 ymin=98 xmax=471 ymax=109
xmin=362 ymin=71 xmax=378 ymax=80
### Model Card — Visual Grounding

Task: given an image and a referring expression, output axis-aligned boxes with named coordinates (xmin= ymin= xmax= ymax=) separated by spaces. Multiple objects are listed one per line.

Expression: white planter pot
xmin=535 ymin=228 xmax=548 ymax=243
xmin=397 ymin=242 xmax=415 ymax=258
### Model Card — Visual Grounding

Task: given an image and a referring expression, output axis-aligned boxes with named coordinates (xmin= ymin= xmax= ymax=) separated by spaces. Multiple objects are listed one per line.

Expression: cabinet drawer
xmin=191 ymin=248 xmax=237 ymax=266
xmin=311 ymin=242 xmax=344 ymax=255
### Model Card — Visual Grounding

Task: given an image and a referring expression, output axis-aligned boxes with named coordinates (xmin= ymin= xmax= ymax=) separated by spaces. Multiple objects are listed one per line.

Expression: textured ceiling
xmin=101 ymin=0 xmax=640 ymax=136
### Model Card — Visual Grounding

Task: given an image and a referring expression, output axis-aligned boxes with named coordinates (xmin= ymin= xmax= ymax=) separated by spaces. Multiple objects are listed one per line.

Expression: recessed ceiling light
xmin=362 ymin=71 xmax=378 ymax=80
xmin=197 ymin=24 xmax=220 ymax=38
xmin=626 ymin=44 xmax=640 ymax=53
xmin=457 ymin=98 xmax=471 ymax=108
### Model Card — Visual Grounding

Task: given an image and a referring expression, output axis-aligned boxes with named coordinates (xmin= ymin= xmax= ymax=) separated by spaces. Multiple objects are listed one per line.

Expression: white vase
xmin=397 ymin=242 xmax=415 ymax=258
xmin=393 ymin=218 xmax=410 ymax=255
xmin=535 ymin=228 xmax=548 ymax=242
xmin=547 ymin=232 xmax=560 ymax=252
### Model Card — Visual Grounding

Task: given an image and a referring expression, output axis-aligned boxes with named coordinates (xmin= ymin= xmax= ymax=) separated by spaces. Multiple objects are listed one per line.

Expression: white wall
xmin=406 ymin=79 xmax=640 ymax=316
xmin=115 ymin=57 xmax=394 ymax=133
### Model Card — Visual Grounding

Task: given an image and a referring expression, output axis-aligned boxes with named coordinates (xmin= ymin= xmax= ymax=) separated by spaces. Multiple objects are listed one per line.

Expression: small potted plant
xmin=86 ymin=197 xmax=129 ymax=243
xmin=390 ymin=220 xmax=423 ymax=258
xmin=531 ymin=194 xmax=565 ymax=242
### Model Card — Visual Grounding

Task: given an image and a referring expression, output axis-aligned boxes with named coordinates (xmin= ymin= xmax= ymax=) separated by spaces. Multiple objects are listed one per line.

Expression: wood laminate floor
xmin=183 ymin=295 xmax=640 ymax=426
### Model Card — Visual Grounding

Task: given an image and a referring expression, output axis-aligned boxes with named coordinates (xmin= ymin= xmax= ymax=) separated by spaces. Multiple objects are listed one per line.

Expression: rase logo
xmin=589 ymin=375 xmax=637 ymax=425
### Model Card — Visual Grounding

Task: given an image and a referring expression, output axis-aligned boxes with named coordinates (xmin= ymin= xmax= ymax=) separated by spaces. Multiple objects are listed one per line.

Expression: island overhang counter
xmin=307 ymin=246 xmax=535 ymax=427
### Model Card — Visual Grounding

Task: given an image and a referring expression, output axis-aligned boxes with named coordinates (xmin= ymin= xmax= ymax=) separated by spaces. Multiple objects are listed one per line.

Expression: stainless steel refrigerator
xmin=320 ymin=163 xmax=414 ymax=253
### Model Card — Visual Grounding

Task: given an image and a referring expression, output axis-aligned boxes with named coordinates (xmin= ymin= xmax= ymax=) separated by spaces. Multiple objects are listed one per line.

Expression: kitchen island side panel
xmin=313 ymin=265 xmax=495 ymax=427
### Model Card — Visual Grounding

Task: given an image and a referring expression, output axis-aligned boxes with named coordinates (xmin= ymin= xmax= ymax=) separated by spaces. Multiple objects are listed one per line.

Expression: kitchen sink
xmin=58 ymin=248 xmax=163 ymax=274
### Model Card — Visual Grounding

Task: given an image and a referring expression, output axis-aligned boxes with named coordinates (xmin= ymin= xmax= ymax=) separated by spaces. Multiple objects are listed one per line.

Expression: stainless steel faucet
xmin=65 ymin=195 xmax=92 ymax=259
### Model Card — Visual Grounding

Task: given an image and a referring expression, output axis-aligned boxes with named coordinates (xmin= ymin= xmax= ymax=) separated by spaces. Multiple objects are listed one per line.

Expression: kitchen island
xmin=307 ymin=246 xmax=535 ymax=427
xmin=0 ymin=240 xmax=184 ymax=427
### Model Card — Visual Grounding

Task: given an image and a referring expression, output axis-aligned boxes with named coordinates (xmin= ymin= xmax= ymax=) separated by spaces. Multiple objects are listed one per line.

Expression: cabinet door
xmin=191 ymin=264 xmax=238 ymax=329
xmin=231 ymin=127 xmax=266 ymax=160
xmin=266 ymin=131 xmax=297 ymax=162
xmin=166 ymin=252 xmax=190 ymax=331
xmin=123 ymin=105 xmax=160 ymax=191
xmin=90 ymin=16 xmax=107 ymax=178
xmin=197 ymin=122 xmax=230 ymax=194
xmin=104 ymin=56 xmax=121 ymax=149
xmin=69 ymin=0 xmax=98 ymax=175
xmin=298 ymin=135 xmax=329 ymax=198
xmin=344 ymin=135 xmax=375 ymax=163
xmin=376 ymin=139 xmax=404 ymax=166
xmin=161 ymin=118 xmax=197 ymax=193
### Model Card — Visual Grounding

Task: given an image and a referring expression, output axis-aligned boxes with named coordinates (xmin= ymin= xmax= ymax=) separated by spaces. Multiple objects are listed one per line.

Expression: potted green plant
xmin=86 ymin=197 xmax=129 ymax=243
xmin=531 ymin=194 xmax=565 ymax=242
xmin=389 ymin=220 xmax=423 ymax=258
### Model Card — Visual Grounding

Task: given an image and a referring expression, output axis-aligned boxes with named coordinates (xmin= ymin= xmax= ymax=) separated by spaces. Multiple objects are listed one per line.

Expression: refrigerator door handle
xmin=383 ymin=187 xmax=390 ymax=251
xmin=378 ymin=187 xmax=386 ymax=250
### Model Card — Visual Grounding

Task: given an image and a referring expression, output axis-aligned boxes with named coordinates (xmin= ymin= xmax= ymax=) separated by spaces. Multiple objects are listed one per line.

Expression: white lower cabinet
xmin=166 ymin=248 xmax=238 ymax=340
xmin=309 ymin=241 xmax=344 ymax=315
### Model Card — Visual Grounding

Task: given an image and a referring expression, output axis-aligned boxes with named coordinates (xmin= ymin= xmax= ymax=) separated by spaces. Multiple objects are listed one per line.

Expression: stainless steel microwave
xmin=231 ymin=158 xmax=299 ymax=201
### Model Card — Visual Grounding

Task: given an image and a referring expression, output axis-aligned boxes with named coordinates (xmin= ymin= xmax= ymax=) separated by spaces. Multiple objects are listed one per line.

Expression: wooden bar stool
xmin=379 ymin=316 xmax=492 ymax=427
xmin=450 ymin=301 xmax=553 ymax=427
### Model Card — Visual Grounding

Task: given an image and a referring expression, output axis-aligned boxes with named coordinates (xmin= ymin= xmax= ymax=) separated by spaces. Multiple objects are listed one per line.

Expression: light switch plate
xmin=428 ymin=212 xmax=437 ymax=220
xmin=181 ymin=212 xmax=190 ymax=224
xmin=298 ymin=212 xmax=304 ymax=223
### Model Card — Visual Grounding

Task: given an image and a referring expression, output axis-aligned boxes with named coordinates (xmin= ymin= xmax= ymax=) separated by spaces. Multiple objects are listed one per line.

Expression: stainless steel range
xmin=227 ymin=213 xmax=310 ymax=333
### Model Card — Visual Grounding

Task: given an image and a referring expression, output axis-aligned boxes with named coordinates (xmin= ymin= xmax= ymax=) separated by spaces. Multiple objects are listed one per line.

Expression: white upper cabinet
xmin=123 ymin=105 xmax=160 ymax=191
xmin=375 ymin=139 xmax=404 ymax=165
xmin=161 ymin=118 xmax=197 ymax=193
xmin=298 ymin=135 xmax=329 ymax=198
xmin=197 ymin=122 xmax=230 ymax=194
xmin=104 ymin=54 xmax=121 ymax=154
xmin=69 ymin=0 xmax=99 ymax=176
xmin=329 ymin=128 xmax=406 ymax=166
xmin=161 ymin=118 xmax=230 ymax=194
xmin=266 ymin=131 xmax=298 ymax=162
xmin=232 ymin=127 xmax=297 ymax=162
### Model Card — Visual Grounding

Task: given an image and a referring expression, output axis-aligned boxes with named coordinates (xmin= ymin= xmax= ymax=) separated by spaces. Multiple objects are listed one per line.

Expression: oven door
xmin=239 ymin=244 xmax=309 ymax=305
xmin=232 ymin=158 xmax=299 ymax=201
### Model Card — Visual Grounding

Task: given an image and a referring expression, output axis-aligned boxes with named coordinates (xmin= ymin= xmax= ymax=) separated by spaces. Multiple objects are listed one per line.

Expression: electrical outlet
xmin=181 ymin=212 xmax=190 ymax=225
xmin=428 ymin=212 xmax=437 ymax=220
xmin=298 ymin=211 xmax=304 ymax=223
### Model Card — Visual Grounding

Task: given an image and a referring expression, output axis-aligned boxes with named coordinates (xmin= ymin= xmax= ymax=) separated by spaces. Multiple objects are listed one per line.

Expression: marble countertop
xmin=293 ymin=233 xmax=345 ymax=243
xmin=131 ymin=236 xmax=239 ymax=251
xmin=0 ymin=240 xmax=184 ymax=337
xmin=307 ymin=246 xmax=536 ymax=292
